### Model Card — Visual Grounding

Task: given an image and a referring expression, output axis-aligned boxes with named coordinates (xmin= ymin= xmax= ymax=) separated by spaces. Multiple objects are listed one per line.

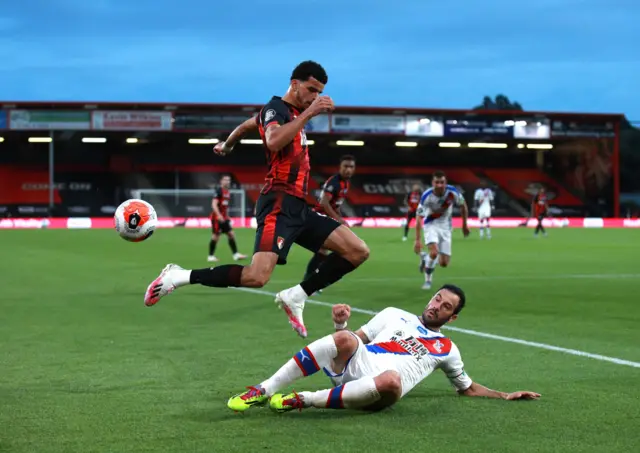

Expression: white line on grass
xmin=233 ymin=287 xmax=640 ymax=369
xmin=266 ymin=273 xmax=640 ymax=285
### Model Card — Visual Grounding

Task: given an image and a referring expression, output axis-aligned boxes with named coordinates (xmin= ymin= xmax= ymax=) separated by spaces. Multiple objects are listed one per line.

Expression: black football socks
xmin=303 ymin=253 xmax=328 ymax=281
xmin=190 ymin=265 xmax=243 ymax=287
xmin=300 ymin=253 xmax=356 ymax=296
xmin=228 ymin=237 xmax=238 ymax=254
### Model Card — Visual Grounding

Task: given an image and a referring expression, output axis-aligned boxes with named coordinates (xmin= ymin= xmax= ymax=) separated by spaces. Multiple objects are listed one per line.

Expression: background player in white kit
xmin=227 ymin=284 xmax=540 ymax=413
xmin=414 ymin=171 xmax=470 ymax=290
xmin=474 ymin=186 xmax=495 ymax=239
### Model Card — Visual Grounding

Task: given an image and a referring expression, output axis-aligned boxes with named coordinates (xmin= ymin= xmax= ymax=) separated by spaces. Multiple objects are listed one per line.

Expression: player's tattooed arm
xmin=265 ymin=96 xmax=333 ymax=152
xmin=460 ymin=382 xmax=540 ymax=400
xmin=214 ymin=116 xmax=258 ymax=155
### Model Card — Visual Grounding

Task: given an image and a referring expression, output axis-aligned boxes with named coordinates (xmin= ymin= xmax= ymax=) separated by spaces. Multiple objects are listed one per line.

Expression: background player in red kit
xmin=144 ymin=61 xmax=370 ymax=339
xmin=532 ymin=187 xmax=549 ymax=237
xmin=207 ymin=175 xmax=247 ymax=263
xmin=303 ymin=155 xmax=356 ymax=284
xmin=402 ymin=184 xmax=422 ymax=242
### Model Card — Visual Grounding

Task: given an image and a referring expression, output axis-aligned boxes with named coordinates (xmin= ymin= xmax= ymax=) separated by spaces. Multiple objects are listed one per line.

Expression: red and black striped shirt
xmin=257 ymin=96 xmax=310 ymax=199
xmin=533 ymin=193 xmax=548 ymax=216
xmin=211 ymin=186 xmax=230 ymax=219
xmin=315 ymin=174 xmax=350 ymax=219
xmin=407 ymin=190 xmax=421 ymax=212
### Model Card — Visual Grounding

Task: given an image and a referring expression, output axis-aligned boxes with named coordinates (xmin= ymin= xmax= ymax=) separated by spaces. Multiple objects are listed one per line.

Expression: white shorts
xmin=478 ymin=208 xmax=491 ymax=220
xmin=423 ymin=225 xmax=452 ymax=256
xmin=324 ymin=334 xmax=414 ymax=398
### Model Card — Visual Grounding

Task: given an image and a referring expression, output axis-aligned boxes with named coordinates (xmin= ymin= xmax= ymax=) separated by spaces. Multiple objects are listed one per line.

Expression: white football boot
xmin=274 ymin=285 xmax=308 ymax=338
xmin=144 ymin=263 xmax=184 ymax=306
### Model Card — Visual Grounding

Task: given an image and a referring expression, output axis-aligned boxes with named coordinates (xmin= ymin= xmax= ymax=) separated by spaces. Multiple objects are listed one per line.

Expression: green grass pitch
xmin=1 ymin=227 xmax=639 ymax=453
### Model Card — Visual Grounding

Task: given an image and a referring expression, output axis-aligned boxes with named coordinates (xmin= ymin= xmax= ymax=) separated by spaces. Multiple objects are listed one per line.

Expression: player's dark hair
xmin=439 ymin=284 xmax=466 ymax=314
xmin=433 ymin=170 xmax=446 ymax=180
xmin=340 ymin=154 xmax=356 ymax=163
xmin=291 ymin=60 xmax=328 ymax=84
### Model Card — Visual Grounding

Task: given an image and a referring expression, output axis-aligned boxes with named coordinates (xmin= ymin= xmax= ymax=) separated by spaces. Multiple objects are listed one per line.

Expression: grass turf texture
xmin=1 ymin=228 xmax=639 ymax=453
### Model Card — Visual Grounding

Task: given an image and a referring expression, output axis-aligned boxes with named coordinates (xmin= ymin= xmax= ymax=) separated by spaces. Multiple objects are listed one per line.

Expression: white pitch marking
xmin=233 ymin=287 xmax=640 ymax=369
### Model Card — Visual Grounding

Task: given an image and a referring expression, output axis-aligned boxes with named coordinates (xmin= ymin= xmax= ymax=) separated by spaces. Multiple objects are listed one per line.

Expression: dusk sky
xmin=1 ymin=0 xmax=638 ymax=120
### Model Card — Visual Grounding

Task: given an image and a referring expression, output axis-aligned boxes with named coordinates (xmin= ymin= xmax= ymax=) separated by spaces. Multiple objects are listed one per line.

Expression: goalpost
xmin=130 ymin=188 xmax=247 ymax=225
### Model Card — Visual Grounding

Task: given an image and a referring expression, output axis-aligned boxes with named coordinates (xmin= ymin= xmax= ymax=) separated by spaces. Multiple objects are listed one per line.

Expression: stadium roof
xmin=0 ymin=100 xmax=625 ymax=120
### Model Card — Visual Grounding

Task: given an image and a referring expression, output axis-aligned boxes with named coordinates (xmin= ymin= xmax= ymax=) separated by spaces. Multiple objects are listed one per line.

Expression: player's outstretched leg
xmin=271 ymin=370 xmax=401 ymax=413
xmin=227 ymin=331 xmax=356 ymax=412
xmin=274 ymin=226 xmax=369 ymax=335
xmin=143 ymin=252 xmax=277 ymax=307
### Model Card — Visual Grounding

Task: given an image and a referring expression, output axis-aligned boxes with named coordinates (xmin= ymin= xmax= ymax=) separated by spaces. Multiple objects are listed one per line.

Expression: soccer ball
xmin=114 ymin=199 xmax=157 ymax=242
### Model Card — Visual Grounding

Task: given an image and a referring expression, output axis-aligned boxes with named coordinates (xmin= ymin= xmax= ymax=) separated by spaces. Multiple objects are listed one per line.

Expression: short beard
xmin=421 ymin=313 xmax=448 ymax=329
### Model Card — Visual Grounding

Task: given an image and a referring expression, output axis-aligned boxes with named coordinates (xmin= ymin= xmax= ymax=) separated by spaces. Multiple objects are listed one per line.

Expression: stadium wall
xmin=1 ymin=216 xmax=638 ymax=230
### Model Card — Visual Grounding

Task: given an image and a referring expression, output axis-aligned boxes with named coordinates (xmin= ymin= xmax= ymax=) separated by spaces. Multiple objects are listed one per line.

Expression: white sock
xmin=300 ymin=376 xmax=380 ymax=409
xmin=479 ymin=226 xmax=484 ymax=237
xmin=425 ymin=255 xmax=438 ymax=279
xmin=295 ymin=283 xmax=313 ymax=299
xmin=171 ymin=269 xmax=192 ymax=287
xmin=486 ymin=226 xmax=491 ymax=238
xmin=260 ymin=334 xmax=337 ymax=396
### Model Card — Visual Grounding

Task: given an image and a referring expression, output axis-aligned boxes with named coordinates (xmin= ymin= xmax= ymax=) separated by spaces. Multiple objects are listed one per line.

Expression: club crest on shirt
xmin=264 ymin=109 xmax=276 ymax=122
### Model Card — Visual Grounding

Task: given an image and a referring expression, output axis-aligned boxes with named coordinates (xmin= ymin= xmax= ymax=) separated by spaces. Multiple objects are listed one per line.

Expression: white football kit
xmin=325 ymin=307 xmax=472 ymax=397
xmin=474 ymin=188 xmax=494 ymax=220
xmin=417 ymin=185 xmax=465 ymax=256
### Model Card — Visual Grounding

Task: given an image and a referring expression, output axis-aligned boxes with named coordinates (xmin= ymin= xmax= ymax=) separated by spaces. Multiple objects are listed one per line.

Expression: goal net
xmin=129 ymin=188 xmax=247 ymax=224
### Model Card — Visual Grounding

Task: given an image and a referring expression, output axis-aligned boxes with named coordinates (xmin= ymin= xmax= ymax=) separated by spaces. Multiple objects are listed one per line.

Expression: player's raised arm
xmin=264 ymin=95 xmax=334 ymax=152
xmin=332 ymin=303 xmax=369 ymax=343
xmin=330 ymin=304 xmax=399 ymax=345
xmin=214 ymin=115 xmax=259 ymax=155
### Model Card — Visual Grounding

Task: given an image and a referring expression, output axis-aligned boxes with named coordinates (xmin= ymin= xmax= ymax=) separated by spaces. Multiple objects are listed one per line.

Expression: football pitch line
xmin=268 ymin=273 xmax=640 ymax=284
xmin=233 ymin=287 xmax=640 ymax=369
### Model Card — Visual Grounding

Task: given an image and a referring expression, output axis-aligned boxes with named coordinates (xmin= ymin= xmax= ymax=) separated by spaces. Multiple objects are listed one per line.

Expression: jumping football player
xmin=473 ymin=186 xmax=495 ymax=239
xmin=227 ymin=284 xmax=540 ymax=413
xmin=302 ymin=155 xmax=356 ymax=284
xmin=208 ymin=175 xmax=247 ymax=262
xmin=144 ymin=61 xmax=370 ymax=338
xmin=402 ymin=184 xmax=422 ymax=242
xmin=532 ymin=187 xmax=549 ymax=237
xmin=414 ymin=171 xmax=470 ymax=290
